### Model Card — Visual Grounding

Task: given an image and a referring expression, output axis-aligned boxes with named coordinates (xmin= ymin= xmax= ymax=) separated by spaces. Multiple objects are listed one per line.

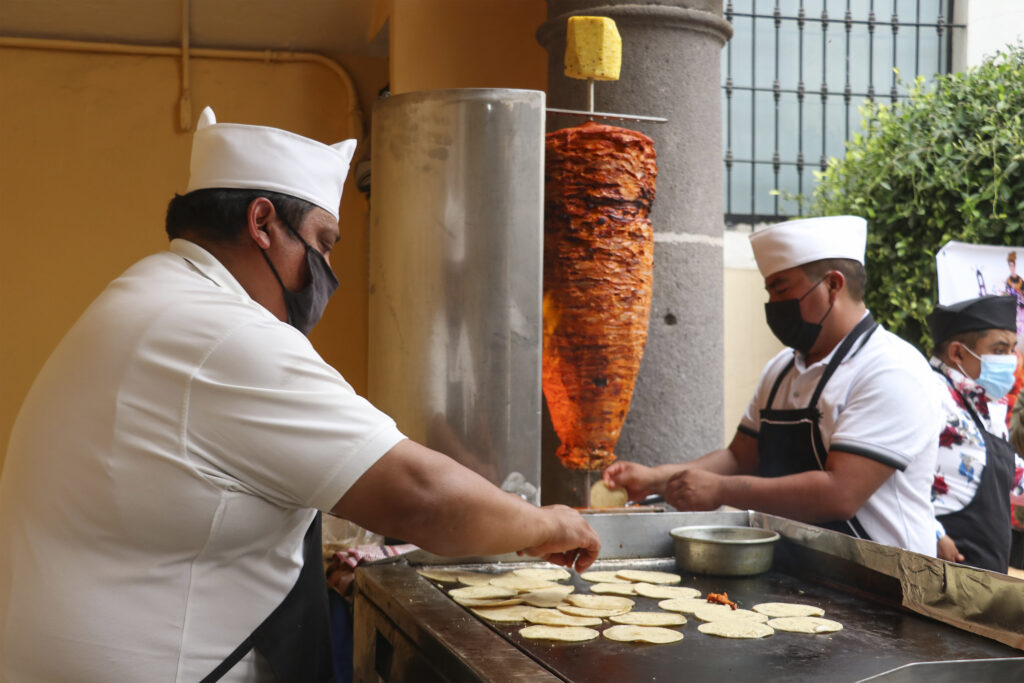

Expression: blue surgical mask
xmin=963 ymin=347 xmax=1018 ymax=399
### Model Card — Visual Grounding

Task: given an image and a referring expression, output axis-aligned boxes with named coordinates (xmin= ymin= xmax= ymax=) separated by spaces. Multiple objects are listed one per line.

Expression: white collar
xmin=169 ymin=238 xmax=251 ymax=300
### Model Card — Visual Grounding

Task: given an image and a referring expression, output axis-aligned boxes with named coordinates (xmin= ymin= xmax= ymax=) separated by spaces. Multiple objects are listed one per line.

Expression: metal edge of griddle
xmin=750 ymin=512 xmax=1024 ymax=651
xmin=855 ymin=657 xmax=1024 ymax=682
xmin=353 ymin=563 xmax=562 ymax=682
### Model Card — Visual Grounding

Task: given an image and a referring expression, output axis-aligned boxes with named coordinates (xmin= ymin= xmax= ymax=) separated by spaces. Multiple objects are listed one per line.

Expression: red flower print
xmin=932 ymin=474 xmax=950 ymax=496
xmin=939 ymin=425 xmax=964 ymax=448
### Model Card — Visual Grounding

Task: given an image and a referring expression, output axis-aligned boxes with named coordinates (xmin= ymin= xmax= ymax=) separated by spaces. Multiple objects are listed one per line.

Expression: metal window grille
xmin=722 ymin=0 xmax=963 ymax=227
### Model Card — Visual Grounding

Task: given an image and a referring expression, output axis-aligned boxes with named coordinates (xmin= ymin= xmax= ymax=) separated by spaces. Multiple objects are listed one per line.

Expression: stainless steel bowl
xmin=669 ymin=525 xmax=780 ymax=576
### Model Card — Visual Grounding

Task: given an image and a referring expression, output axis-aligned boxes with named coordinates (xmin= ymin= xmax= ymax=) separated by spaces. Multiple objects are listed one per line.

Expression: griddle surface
xmin=462 ymin=565 xmax=1019 ymax=682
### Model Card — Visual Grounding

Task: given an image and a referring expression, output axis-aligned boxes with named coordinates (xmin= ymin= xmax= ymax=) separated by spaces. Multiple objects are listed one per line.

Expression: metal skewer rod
xmin=546 ymin=107 xmax=668 ymax=123
xmin=587 ymin=78 xmax=595 ymax=120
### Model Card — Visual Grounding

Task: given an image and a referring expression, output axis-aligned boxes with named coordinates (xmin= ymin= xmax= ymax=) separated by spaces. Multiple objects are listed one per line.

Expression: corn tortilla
xmin=512 ymin=567 xmax=572 ymax=582
xmin=602 ymin=625 xmax=684 ymax=644
xmin=580 ymin=570 xmax=631 ymax=584
xmin=633 ymin=583 xmax=701 ymax=600
xmin=767 ymin=616 xmax=843 ymax=633
xmin=519 ymin=625 xmax=599 ymax=642
xmin=693 ymin=605 xmax=768 ymax=623
xmin=524 ymin=608 xmax=602 ymax=627
xmin=609 ymin=612 xmax=686 ymax=627
xmin=752 ymin=602 xmax=825 ymax=618
xmin=698 ymin=620 xmax=774 ymax=639
xmin=589 ymin=480 xmax=629 ymax=508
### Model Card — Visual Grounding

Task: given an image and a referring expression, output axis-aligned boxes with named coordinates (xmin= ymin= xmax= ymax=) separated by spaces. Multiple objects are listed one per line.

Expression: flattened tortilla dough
xmin=615 ymin=570 xmax=681 ymax=585
xmin=490 ymin=575 xmax=561 ymax=592
xmin=657 ymin=597 xmax=709 ymax=614
xmin=416 ymin=568 xmax=469 ymax=584
xmin=470 ymin=605 xmax=534 ymax=623
xmin=768 ymin=617 xmax=844 ymax=633
xmin=458 ymin=571 xmax=511 ymax=586
xmin=633 ymin=583 xmax=701 ymax=600
xmin=453 ymin=597 xmax=524 ymax=608
xmin=521 ymin=586 xmax=575 ymax=607
xmin=558 ymin=604 xmax=630 ymax=618
xmin=752 ymin=602 xmax=825 ymax=618
xmin=610 ymin=612 xmax=687 ymax=627
xmin=693 ymin=605 xmax=768 ymax=623
xmin=591 ymin=582 xmax=637 ymax=595
xmin=513 ymin=567 xmax=572 ymax=582
xmin=580 ymin=571 xmax=631 ymax=584
xmin=602 ymin=625 xmax=684 ymax=644
xmin=449 ymin=585 xmax=516 ymax=600
xmin=519 ymin=625 xmax=600 ymax=642
xmin=589 ymin=480 xmax=629 ymax=508
xmin=698 ymin=621 xmax=775 ymax=639
xmin=524 ymin=608 xmax=602 ymax=627
xmin=566 ymin=594 xmax=635 ymax=611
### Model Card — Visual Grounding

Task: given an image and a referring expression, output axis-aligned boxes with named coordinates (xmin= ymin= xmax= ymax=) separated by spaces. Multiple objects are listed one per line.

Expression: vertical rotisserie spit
xmin=543 ymin=121 xmax=657 ymax=471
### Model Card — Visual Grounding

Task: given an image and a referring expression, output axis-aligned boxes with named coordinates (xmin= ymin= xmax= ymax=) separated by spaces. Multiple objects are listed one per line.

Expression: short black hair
xmin=934 ymin=329 xmax=989 ymax=359
xmin=165 ymin=188 xmax=316 ymax=242
xmin=800 ymin=258 xmax=866 ymax=302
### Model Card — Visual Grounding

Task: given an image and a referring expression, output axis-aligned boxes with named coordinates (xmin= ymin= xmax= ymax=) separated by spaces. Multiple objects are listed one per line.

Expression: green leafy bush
xmin=812 ymin=44 xmax=1024 ymax=353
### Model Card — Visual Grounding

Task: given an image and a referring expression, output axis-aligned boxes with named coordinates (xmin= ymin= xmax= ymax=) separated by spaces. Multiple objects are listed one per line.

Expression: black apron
xmin=202 ymin=512 xmax=335 ymax=682
xmin=933 ymin=370 xmax=1016 ymax=573
xmin=758 ymin=314 xmax=879 ymax=539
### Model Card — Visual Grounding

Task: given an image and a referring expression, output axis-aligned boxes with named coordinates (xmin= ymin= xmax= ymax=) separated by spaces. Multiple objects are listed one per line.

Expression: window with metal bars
xmin=722 ymin=0 xmax=962 ymax=227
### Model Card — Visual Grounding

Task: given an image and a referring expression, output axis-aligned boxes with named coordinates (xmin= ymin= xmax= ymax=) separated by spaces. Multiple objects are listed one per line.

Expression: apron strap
xmin=199 ymin=637 xmax=254 ymax=683
xmin=807 ymin=314 xmax=878 ymax=410
xmin=765 ymin=357 xmax=797 ymax=410
xmin=765 ymin=314 xmax=877 ymax=412
xmin=932 ymin=366 xmax=989 ymax=434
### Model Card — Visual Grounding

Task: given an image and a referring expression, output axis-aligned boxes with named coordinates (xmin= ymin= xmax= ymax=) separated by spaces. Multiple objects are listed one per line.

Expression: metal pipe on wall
xmin=0 ymin=35 xmax=364 ymax=143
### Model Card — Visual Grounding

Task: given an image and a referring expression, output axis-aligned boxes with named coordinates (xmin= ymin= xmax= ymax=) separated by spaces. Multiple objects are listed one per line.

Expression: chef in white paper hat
xmin=605 ymin=215 xmax=942 ymax=559
xmin=0 ymin=108 xmax=600 ymax=682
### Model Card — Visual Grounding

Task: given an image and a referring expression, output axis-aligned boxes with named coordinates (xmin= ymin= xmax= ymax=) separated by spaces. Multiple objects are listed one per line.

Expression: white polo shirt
xmin=0 ymin=239 xmax=405 ymax=682
xmin=738 ymin=317 xmax=941 ymax=555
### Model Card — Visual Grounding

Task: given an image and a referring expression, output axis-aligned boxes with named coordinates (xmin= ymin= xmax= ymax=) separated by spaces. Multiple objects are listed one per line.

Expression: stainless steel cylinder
xmin=368 ymin=88 xmax=545 ymax=503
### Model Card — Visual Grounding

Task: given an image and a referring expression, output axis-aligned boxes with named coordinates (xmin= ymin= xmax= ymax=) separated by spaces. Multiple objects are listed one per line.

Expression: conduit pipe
xmin=0 ymin=34 xmax=365 ymax=146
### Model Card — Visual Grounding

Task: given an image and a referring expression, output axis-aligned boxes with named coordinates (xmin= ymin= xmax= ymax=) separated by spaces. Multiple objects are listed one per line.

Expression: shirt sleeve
xmin=183 ymin=319 xmax=406 ymax=512
xmin=829 ymin=360 xmax=942 ymax=471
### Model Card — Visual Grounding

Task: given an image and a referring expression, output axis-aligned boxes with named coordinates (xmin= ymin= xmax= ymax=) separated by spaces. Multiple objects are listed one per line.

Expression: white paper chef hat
xmin=749 ymin=215 xmax=867 ymax=278
xmin=186 ymin=107 xmax=357 ymax=220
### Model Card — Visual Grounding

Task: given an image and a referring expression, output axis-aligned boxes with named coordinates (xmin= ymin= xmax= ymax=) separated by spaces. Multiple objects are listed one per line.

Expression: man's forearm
xmin=715 ymin=470 xmax=858 ymax=523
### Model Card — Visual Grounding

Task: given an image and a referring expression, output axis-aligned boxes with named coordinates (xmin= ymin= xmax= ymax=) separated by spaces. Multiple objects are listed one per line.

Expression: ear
xmin=827 ymin=270 xmax=846 ymax=300
xmin=247 ymin=197 xmax=275 ymax=249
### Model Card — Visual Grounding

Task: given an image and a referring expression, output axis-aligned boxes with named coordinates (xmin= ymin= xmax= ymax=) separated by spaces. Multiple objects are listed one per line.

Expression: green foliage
xmin=812 ymin=45 xmax=1024 ymax=353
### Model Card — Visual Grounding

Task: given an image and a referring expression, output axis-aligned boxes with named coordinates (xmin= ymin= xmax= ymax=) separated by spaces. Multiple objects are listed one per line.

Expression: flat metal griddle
xmin=477 ymin=560 xmax=1017 ymax=682
xmin=353 ymin=511 xmax=1024 ymax=682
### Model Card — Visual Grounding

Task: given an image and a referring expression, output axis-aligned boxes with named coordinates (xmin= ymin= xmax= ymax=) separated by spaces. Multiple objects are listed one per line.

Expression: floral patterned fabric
xmin=930 ymin=357 xmax=1024 ymax=521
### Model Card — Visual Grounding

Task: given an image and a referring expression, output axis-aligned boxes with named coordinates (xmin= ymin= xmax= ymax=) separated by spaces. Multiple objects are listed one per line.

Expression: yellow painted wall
xmin=388 ymin=0 xmax=547 ymax=93
xmin=0 ymin=45 xmax=387 ymax=474
xmin=723 ymin=267 xmax=783 ymax=443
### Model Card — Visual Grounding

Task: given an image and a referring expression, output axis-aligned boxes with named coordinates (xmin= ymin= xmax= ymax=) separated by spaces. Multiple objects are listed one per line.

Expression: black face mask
xmin=763 ymin=276 xmax=833 ymax=353
xmin=262 ymin=223 xmax=339 ymax=336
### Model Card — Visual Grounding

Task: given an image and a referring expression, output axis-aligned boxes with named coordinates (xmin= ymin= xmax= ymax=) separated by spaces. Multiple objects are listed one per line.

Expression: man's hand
xmin=602 ymin=461 xmax=659 ymax=502
xmin=937 ymin=534 xmax=965 ymax=563
xmin=518 ymin=504 xmax=601 ymax=572
xmin=663 ymin=468 xmax=724 ymax=511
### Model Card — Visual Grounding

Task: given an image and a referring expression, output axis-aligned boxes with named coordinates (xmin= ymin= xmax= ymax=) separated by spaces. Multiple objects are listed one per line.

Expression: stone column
xmin=537 ymin=1 xmax=732 ymax=505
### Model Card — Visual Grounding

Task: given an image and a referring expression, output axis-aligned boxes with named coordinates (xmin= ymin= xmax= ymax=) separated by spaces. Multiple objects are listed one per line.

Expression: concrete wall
xmin=953 ymin=0 xmax=1024 ymax=71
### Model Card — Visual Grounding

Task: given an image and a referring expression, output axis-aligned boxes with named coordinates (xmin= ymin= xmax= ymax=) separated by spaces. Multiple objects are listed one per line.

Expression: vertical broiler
xmin=542 ymin=17 xmax=665 ymax=502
